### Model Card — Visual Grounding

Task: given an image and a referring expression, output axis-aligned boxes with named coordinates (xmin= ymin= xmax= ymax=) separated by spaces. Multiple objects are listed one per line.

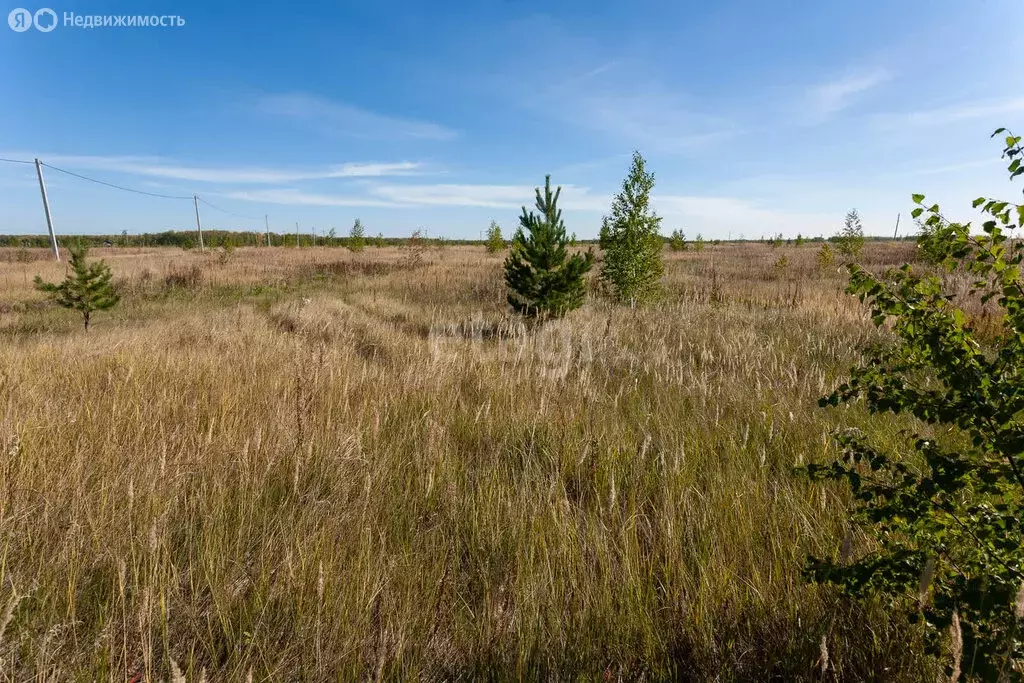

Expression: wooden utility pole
xmin=193 ymin=195 xmax=205 ymax=251
xmin=295 ymin=222 xmax=300 ymax=248
xmin=265 ymin=214 xmax=270 ymax=246
xmin=34 ymin=159 xmax=60 ymax=261
xmin=893 ymin=213 xmax=901 ymax=239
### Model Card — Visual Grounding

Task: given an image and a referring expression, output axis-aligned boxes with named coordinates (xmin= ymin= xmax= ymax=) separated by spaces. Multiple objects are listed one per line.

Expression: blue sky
xmin=1 ymin=0 xmax=1023 ymax=239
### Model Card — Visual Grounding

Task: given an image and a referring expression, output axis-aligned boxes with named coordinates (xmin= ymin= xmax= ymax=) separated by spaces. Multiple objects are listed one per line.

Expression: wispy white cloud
xmin=368 ymin=183 xmax=609 ymax=211
xmin=556 ymin=61 xmax=621 ymax=89
xmin=223 ymin=188 xmax=397 ymax=208
xmin=257 ymin=92 xmax=457 ymax=141
xmin=905 ymin=158 xmax=996 ymax=176
xmin=495 ymin=53 xmax=738 ymax=153
xmin=0 ymin=177 xmax=36 ymax=190
xmin=220 ymin=180 xmax=831 ymax=238
xmin=1 ymin=153 xmax=425 ymax=184
xmin=369 ymin=183 xmax=527 ymax=208
xmin=579 ymin=94 xmax=738 ymax=150
xmin=363 ymin=185 xmax=832 ymax=237
xmin=806 ymin=68 xmax=890 ymax=121
xmin=562 ymin=85 xmax=739 ymax=152
xmin=550 ymin=153 xmax=634 ymax=179
xmin=654 ymin=195 xmax=833 ymax=236
xmin=212 ymin=181 xmax=608 ymax=211
xmin=881 ymin=97 xmax=1024 ymax=127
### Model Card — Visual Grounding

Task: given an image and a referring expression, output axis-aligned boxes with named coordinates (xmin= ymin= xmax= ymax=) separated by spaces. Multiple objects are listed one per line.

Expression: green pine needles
xmin=504 ymin=175 xmax=593 ymax=319
xmin=600 ymin=151 xmax=665 ymax=306
xmin=34 ymin=245 xmax=120 ymax=330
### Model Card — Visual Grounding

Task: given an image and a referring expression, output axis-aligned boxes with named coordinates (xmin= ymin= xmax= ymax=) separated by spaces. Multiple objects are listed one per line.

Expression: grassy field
xmin=0 ymin=241 xmax=936 ymax=681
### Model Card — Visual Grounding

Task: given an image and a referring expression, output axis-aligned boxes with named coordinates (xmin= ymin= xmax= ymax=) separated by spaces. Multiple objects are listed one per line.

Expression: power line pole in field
xmin=193 ymin=195 xmax=205 ymax=251
xmin=34 ymin=159 xmax=60 ymax=261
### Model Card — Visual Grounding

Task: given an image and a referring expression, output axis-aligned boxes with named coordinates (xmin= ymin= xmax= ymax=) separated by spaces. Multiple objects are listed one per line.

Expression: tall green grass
xmin=0 ymin=243 xmax=934 ymax=680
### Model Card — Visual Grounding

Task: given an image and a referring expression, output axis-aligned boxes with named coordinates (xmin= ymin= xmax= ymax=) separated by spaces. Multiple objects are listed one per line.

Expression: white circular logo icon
xmin=8 ymin=8 xmax=32 ymax=31
xmin=33 ymin=8 xmax=57 ymax=32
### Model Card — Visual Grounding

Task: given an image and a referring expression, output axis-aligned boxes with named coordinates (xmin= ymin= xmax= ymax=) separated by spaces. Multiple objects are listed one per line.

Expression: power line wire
xmin=10 ymin=158 xmax=274 ymax=235
xmin=40 ymin=162 xmax=193 ymax=200
xmin=196 ymin=196 xmax=261 ymax=221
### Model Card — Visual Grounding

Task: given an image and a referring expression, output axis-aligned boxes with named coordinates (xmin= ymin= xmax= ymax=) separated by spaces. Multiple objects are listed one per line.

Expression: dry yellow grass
xmin=0 ymin=242 xmax=933 ymax=680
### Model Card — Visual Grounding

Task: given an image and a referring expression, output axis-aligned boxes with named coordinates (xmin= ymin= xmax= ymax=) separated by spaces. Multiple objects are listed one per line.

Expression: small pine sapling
xmin=504 ymin=175 xmax=593 ymax=319
xmin=34 ymin=245 xmax=120 ymax=330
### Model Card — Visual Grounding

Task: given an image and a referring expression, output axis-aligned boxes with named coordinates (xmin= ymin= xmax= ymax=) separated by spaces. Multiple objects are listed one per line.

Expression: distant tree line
xmin=0 ymin=228 xmax=917 ymax=252
xmin=0 ymin=230 xmax=491 ymax=250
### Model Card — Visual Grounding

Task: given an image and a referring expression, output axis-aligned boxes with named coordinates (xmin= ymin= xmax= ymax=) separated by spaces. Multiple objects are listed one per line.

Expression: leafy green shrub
xmin=915 ymin=216 xmax=961 ymax=267
xmin=668 ymin=229 xmax=687 ymax=252
xmin=349 ymin=219 xmax=366 ymax=252
xmin=817 ymin=242 xmax=835 ymax=272
xmin=834 ymin=209 xmax=865 ymax=260
xmin=486 ymin=220 xmax=504 ymax=254
xmin=803 ymin=128 xmax=1024 ymax=679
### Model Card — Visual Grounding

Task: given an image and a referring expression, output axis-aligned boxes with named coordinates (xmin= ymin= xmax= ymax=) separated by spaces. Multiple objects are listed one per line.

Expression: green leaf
xmin=809 ymin=127 xmax=1024 ymax=667
xmin=912 ymin=193 xmax=926 ymax=204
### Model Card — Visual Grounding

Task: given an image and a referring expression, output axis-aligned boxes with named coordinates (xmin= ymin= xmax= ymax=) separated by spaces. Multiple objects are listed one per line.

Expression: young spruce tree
xmin=34 ymin=245 xmax=120 ymax=331
xmin=600 ymin=151 xmax=664 ymax=306
xmin=504 ymin=175 xmax=593 ymax=319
